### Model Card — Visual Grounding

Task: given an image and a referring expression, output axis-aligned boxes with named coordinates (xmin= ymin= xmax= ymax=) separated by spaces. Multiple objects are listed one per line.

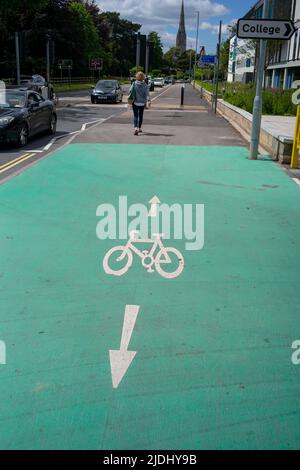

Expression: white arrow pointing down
xmin=109 ymin=305 xmax=140 ymax=389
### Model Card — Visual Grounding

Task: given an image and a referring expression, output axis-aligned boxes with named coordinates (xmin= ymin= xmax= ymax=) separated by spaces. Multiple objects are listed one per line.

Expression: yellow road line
xmin=0 ymin=153 xmax=30 ymax=170
xmin=0 ymin=153 xmax=36 ymax=174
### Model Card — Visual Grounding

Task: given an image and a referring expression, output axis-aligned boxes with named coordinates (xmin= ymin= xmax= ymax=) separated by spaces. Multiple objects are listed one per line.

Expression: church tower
xmin=176 ymin=0 xmax=187 ymax=53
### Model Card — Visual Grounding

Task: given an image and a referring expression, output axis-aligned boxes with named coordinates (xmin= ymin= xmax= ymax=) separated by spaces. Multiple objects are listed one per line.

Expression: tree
xmin=147 ymin=31 xmax=163 ymax=70
xmin=219 ymin=39 xmax=230 ymax=80
xmin=0 ymin=0 xmax=141 ymax=78
xmin=100 ymin=12 xmax=140 ymax=76
xmin=163 ymin=47 xmax=195 ymax=77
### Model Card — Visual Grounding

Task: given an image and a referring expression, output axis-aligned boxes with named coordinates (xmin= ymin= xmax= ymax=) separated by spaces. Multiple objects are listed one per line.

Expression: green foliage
xmin=196 ymin=81 xmax=297 ymax=116
xmin=219 ymin=39 xmax=230 ymax=80
xmin=151 ymin=69 xmax=162 ymax=77
xmin=0 ymin=0 xmax=143 ymax=78
xmin=196 ymin=81 xmax=214 ymax=93
xmin=0 ymin=0 xmax=48 ymax=13
xmin=68 ymin=1 xmax=100 ymax=60
xmin=148 ymin=32 xmax=163 ymax=70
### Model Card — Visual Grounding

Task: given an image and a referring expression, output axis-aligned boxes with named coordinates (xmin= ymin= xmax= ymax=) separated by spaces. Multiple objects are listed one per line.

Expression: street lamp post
xmin=193 ymin=11 xmax=200 ymax=87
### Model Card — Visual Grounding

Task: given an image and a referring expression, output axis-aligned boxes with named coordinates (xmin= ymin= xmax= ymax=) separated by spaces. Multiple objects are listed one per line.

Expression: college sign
xmin=237 ymin=19 xmax=296 ymax=40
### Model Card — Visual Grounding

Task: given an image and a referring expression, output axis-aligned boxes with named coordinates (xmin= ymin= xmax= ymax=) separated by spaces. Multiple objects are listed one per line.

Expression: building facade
xmin=228 ymin=0 xmax=299 ymax=89
xmin=227 ymin=36 xmax=255 ymax=84
xmin=176 ymin=0 xmax=187 ymax=53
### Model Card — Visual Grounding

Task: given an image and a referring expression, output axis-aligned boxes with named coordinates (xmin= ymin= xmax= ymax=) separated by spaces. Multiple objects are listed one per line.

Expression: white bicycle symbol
xmin=103 ymin=231 xmax=185 ymax=279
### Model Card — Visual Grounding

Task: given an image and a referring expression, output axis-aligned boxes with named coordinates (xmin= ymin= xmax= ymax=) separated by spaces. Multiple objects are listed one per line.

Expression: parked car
xmin=145 ymin=76 xmax=155 ymax=92
xmin=91 ymin=80 xmax=123 ymax=104
xmin=153 ymin=78 xmax=165 ymax=88
xmin=0 ymin=89 xmax=57 ymax=147
xmin=164 ymin=77 xmax=175 ymax=85
xmin=18 ymin=74 xmax=58 ymax=104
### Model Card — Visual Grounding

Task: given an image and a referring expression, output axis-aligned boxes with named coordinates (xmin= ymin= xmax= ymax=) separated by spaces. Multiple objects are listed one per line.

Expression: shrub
xmin=196 ymin=81 xmax=297 ymax=116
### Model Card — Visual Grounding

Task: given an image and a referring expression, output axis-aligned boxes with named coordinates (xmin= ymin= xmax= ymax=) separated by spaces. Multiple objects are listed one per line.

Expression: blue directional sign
xmin=199 ymin=55 xmax=217 ymax=65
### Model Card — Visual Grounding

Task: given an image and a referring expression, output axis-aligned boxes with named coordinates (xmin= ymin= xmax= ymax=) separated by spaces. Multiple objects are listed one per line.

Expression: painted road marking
xmin=0 ymin=153 xmax=36 ymax=174
xmin=151 ymin=85 xmax=173 ymax=102
xmin=292 ymin=178 xmax=300 ymax=187
xmin=109 ymin=305 xmax=140 ymax=389
xmin=103 ymin=232 xmax=184 ymax=279
xmin=149 ymin=195 xmax=161 ymax=217
xmin=27 ymin=119 xmax=107 ymax=153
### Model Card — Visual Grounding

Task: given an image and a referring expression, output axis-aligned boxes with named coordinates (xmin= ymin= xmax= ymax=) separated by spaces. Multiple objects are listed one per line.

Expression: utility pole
xmin=145 ymin=37 xmax=149 ymax=75
xmin=249 ymin=0 xmax=269 ymax=160
xmin=189 ymin=46 xmax=193 ymax=81
xmin=213 ymin=21 xmax=222 ymax=114
xmin=193 ymin=11 xmax=200 ymax=86
xmin=15 ymin=32 xmax=21 ymax=86
xmin=46 ymin=34 xmax=51 ymax=98
xmin=136 ymin=32 xmax=141 ymax=71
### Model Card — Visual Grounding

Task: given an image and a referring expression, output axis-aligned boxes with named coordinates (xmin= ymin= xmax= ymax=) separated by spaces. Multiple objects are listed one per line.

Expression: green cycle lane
xmin=0 ymin=143 xmax=299 ymax=450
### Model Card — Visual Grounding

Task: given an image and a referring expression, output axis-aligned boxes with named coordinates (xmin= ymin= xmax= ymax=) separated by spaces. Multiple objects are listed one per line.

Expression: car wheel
xmin=91 ymin=97 xmax=96 ymax=104
xmin=48 ymin=114 xmax=57 ymax=135
xmin=17 ymin=123 xmax=29 ymax=147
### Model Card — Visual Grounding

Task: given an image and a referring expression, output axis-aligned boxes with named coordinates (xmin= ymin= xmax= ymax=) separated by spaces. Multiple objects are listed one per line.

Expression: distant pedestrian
xmin=128 ymin=72 xmax=150 ymax=136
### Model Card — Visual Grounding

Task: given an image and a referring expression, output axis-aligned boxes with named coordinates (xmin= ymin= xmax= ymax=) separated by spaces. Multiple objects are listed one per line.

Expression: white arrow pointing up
xmin=149 ymin=196 xmax=161 ymax=217
xmin=109 ymin=305 xmax=140 ymax=389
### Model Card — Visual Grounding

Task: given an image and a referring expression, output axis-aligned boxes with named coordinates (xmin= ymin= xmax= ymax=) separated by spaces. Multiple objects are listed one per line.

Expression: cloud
xmin=96 ymin=0 xmax=230 ymax=30
xmin=199 ymin=19 xmax=236 ymax=35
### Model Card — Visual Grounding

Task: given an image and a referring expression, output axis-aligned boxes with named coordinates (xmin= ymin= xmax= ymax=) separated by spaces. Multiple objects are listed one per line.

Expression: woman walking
xmin=128 ymin=72 xmax=150 ymax=136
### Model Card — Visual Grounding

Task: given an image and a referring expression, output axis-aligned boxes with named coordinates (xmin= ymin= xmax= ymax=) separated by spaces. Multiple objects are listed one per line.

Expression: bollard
xmin=291 ymin=106 xmax=300 ymax=169
xmin=181 ymin=85 xmax=185 ymax=107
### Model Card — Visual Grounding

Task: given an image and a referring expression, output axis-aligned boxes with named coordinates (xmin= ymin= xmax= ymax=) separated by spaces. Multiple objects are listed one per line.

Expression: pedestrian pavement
xmin=72 ymin=84 xmax=246 ymax=147
xmin=262 ymin=115 xmax=295 ymax=140
xmin=0 ymin=83 xmax=299 ymax=450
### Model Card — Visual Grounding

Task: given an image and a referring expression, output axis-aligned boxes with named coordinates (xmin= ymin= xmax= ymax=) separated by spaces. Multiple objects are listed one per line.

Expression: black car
xmin=91 ymin=80 xmax=123 ymax=104
xmin=0 ymin=89 xmax=57 ymax=147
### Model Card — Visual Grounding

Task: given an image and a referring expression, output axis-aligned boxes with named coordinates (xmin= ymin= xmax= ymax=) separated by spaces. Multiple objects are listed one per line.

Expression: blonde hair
xmin=136 ymin=71 xmax=145 ymax=81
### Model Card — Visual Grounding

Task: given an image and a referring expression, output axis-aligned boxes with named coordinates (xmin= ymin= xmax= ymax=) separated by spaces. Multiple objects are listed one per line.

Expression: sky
xmin=96 ymin=0 xmax=257 ymax=53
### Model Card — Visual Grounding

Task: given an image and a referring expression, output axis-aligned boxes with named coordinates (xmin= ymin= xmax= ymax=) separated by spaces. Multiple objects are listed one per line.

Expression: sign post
xmin=213 ymin=21 xmax=222 ymax=114
xmin=237 ymin=4 xmax=296 ymax=160
xmin=193 ymin=11 xmax=200 ymax=88
xmin=15 ymin=32 xmax=21 ymax=87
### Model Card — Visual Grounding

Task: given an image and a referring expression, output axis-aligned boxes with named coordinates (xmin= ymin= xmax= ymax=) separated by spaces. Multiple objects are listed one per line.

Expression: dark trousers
xmin=132 ymin=104 xmax=145 ymax=129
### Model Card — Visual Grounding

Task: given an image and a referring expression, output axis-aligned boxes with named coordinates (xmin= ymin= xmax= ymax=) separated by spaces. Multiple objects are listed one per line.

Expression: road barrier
xmin=291 ymin=106 xmax=300 ymax=169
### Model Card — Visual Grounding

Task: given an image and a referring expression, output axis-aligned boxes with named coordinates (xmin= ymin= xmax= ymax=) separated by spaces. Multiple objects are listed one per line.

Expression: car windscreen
xmin=96 ymin=81 xmax=116 ymax=91
xmin=0 ymin=91 xmax=26 ymax=109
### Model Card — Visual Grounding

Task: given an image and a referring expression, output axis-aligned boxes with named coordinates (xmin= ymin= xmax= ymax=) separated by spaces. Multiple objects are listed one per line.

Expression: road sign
xmin=237 ymin=19 xmax=296 ymax=40
xmin=199 ymin=55 xmax=216 ymax=65
xmin=89 ymin=58 xmax=103 ymax=71
xmin=57 ymin=59 xmax=73 ymax=70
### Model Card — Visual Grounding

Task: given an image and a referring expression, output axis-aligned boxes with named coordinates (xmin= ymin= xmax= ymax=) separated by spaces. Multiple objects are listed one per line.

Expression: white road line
xmin=292 ymin=178 xmax=300 ymax=187
xmin=43 ymin=138 xmax=56 ymax=151
xmin=151 ymin=85 xmax=173 ymax=102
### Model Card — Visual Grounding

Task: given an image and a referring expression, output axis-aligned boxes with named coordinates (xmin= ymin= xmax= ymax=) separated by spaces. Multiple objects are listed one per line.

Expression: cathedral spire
xmin=176 ymin=0 xmax=187 ymax=53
